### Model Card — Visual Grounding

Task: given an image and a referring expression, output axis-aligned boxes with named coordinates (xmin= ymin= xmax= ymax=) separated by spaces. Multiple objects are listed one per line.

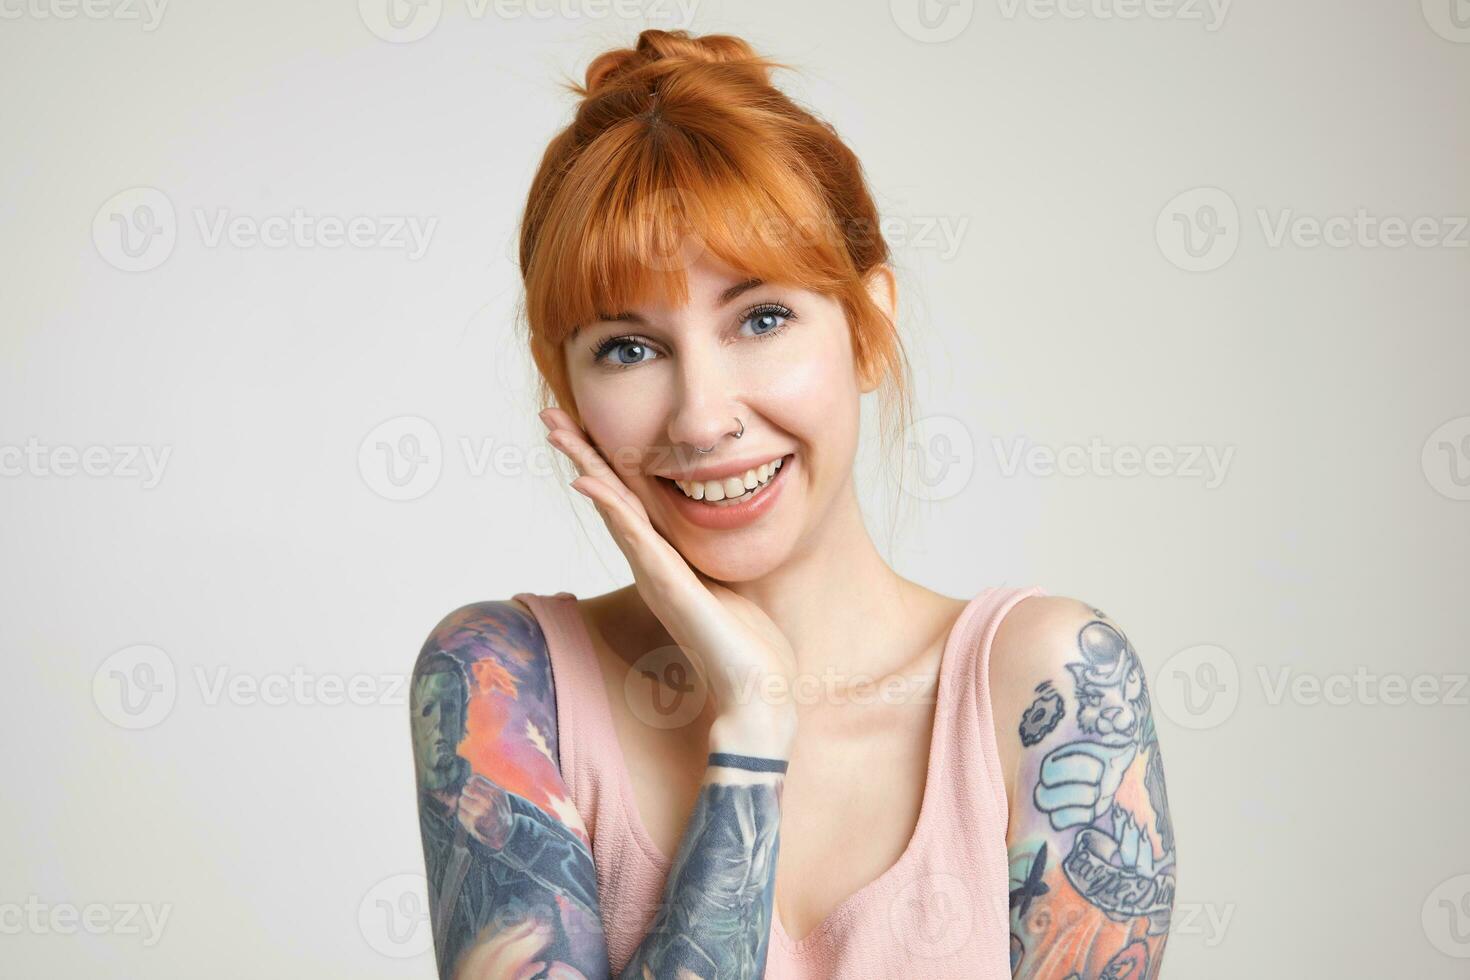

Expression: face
xmin=563 ymin=254 xmax=891 ymax=581
xmin=412 ymin=670 xmax=466 ymax=789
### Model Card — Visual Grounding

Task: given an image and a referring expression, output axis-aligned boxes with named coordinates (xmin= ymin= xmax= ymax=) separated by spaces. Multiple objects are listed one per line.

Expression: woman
xmin=410 ymin=28 xmax=1176 ymax=980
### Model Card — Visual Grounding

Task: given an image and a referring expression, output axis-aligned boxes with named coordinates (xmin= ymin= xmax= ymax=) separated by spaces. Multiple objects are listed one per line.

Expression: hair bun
xmin=578 ymin=29 xmax=777 ymax=97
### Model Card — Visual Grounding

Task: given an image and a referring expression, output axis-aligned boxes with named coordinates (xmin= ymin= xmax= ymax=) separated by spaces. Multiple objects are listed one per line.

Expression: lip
xmin=658 ymin=451 xmax=793 ymax=484
xmin=657 ymin=453 xmax=794 ymax=531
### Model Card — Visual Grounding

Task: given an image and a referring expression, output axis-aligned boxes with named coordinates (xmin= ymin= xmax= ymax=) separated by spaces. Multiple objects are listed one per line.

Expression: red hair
xmin=516 ymin=29 xmax=913 ymax=452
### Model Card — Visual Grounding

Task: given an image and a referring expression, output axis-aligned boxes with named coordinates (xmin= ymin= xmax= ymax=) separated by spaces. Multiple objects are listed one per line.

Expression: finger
xmin=547 ymin=428 xmax=644 ymax=514
xmin=541 ymin=410 xmax=618 ymax=481
xmin=572 ymin=477 xmax=668 ymax=566
xmin=573 ymin=476 xmax=702 ymax=599
xmin=540 ymin=406 xmax=579 ymax=433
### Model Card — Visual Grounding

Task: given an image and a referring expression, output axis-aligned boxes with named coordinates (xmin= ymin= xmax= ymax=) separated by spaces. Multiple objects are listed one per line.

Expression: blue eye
xmin=741 ymin=303 xmax=795 ymax=339
xmin=590 ymin=302 xmax=796 ymax=370
xmin=590 ymin=336 xmax=657 ymax=368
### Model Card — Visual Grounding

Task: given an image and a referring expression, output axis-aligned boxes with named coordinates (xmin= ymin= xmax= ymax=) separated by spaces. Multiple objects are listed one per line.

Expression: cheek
xmin=567 ymin=376 xmax=668 ymax=480
xmin=747 ymin=323 xmax=860 ymax=433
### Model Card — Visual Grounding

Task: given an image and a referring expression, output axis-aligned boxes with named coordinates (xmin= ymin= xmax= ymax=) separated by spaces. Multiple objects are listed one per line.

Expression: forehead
xmin=599 ymin=253 xmax=760 ymax=318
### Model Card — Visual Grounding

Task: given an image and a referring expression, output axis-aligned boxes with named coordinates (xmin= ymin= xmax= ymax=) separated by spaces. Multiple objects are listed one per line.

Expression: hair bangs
xmin=528 ymin=118 xmax=852 ymax=349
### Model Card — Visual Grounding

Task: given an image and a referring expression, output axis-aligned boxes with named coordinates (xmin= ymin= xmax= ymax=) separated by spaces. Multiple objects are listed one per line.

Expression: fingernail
xmin=537 ymin=410 xmax=552 ymax=429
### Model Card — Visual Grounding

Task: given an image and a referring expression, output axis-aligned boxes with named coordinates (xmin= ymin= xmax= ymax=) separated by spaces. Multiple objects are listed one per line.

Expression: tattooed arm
xmin=617 ymin=729 xmax=790 ymax=979
xmin=991 ymin=598 xmax=1176 ymax=980
xmin=410 ymin=600 xmax=610 ymax=979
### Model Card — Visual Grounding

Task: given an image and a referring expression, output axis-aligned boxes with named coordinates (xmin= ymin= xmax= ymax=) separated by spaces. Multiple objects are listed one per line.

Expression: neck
xmin=604 ymin=475 xmax=957 ymax=690
xmin=722 ymin=475 xmax=942 ymax=681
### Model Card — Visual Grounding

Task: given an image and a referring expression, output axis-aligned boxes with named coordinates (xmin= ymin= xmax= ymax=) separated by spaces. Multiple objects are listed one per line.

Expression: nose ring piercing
xmin=694 ymin=417 xmax=744 ymax=454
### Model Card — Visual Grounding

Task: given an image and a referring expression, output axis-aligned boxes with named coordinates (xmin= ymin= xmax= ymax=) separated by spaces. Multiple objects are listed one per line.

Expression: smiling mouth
xmin=657 ymin=453 xmax=793 ymax=507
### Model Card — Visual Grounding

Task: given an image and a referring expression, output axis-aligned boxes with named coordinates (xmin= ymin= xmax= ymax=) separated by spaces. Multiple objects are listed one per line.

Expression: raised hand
xmin=541 ymin=408 xmax=793 ymax=978
xmin=541 ymin=408 xmax=797 ymax=755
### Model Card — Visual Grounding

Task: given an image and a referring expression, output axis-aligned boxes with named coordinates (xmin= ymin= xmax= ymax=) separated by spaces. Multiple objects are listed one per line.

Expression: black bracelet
xmin=708 ymin=752 xmax=789 ymax=774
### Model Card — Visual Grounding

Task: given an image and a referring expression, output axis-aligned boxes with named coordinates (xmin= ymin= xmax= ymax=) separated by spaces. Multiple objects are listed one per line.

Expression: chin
xmin=680 ymin=546 xmax=785 ymax=584
xmin=653 ymin=514 xmax=797 ymax=584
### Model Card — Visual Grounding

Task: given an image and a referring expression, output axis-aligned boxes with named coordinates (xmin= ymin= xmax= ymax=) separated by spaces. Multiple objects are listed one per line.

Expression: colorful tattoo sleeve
xmin=1003 ymin=604 xmax=1177 ymax=980
xmin=412 ymin=601 xmax=788 ymax=980
xmin=410 ymin=601 xmax=610 ymax=979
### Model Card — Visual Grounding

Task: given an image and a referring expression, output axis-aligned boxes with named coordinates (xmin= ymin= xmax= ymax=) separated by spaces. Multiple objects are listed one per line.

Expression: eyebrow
xmin=591 ymin=277 xmax=766 ymax=328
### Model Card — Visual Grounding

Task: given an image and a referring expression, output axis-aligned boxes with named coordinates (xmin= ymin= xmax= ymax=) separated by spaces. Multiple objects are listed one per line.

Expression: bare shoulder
xmin=415 ymin=598 xmax=550 ymax=692
xmin=410 ymin=598 xmax=570 ymax=804
xmin=991 ymin=594 xmax=1136 ymax=680
xmin=989 ymin=596 xmax=1145 ymax=786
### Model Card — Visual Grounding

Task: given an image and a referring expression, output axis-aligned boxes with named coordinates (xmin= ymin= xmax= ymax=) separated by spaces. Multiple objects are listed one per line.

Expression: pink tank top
xmin=513 ymin=585 xmax=1046 ymax=978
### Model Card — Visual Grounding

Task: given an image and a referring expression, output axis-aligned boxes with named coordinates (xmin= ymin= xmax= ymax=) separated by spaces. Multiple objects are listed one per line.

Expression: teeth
xmin=675 ymin=456 xmax=784 ymax=503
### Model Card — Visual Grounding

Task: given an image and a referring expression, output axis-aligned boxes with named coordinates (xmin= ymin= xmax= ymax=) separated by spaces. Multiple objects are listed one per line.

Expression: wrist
xmin=708 ymin=706 xmax=797 ymax=760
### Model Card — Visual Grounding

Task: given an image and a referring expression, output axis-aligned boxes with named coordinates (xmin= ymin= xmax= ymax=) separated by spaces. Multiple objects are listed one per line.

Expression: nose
xmin=664 ymin=346 xmax=747 ymax=456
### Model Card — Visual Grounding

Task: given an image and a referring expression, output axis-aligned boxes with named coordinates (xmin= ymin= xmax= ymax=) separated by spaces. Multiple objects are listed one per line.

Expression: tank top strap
xmin=511 ymin=590 xmax=624 ymax=845
xmin=512 ymin=591 xmax=661 ymax=971
xmin=938 ymin=584 xmax=1049 ymax=815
